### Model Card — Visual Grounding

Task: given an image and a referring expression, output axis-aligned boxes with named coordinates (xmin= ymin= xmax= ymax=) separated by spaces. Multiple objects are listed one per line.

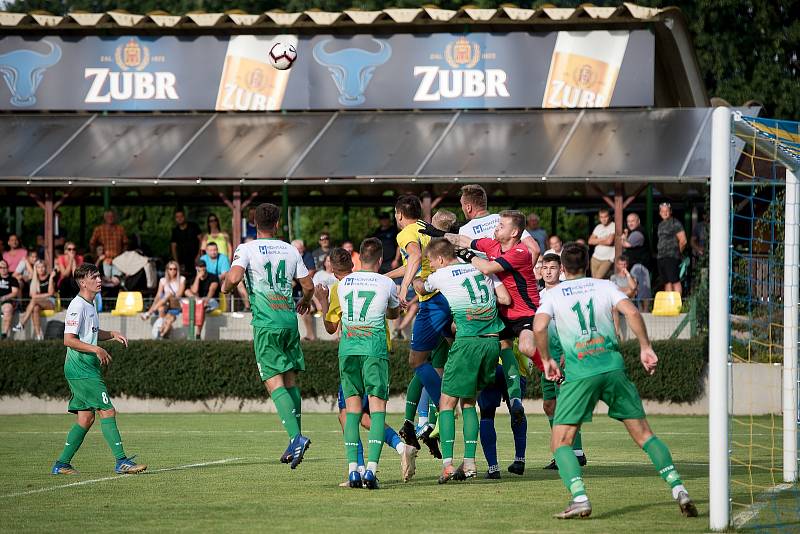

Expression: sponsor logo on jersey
xmin=561 ymin=287 xmax=573 ymax=296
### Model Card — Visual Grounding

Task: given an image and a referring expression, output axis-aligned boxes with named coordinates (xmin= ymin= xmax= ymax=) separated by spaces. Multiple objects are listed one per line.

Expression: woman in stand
xmin=200 ymin=213 xmax=232 ymax=259
xmin=13 ymin=260 xmax=57 ymax=340
xmin=140 ymin=260 xmax=185 ymax=339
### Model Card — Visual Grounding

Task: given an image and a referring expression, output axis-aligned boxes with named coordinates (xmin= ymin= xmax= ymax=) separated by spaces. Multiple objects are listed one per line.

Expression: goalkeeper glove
xmin=416 ymin=220 xmax=446 ymax=238
xmin=455 ymin=247 xmax=476 ymax=262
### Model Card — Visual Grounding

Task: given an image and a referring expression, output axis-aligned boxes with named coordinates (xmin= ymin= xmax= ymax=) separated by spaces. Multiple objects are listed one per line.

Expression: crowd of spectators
xmin=0 ymin=199 xmax=700 ymax=340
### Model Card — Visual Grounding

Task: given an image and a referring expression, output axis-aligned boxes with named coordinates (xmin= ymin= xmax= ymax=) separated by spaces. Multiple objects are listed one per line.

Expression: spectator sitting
xmin=12 ymin=260 xmax=56 ymax=340
xmin=657 ymin=202 xmax=687 ymax=295
xmin=171 ymin=209 xmax=202 ymax=278
xmin=89 ymin=210 xmax=128 ymax=265
xmin=370 ymin=212 xmax=399 ymax=273
xmin=141 ymin=260 xmax=185 ymax=340
xmin=3 ymin=234 xmax=26 ymax=273
xmin=13 ymin=248 xmax=37 ymax=287
xmin=526 ymin=213 xmax=548 ymax=255
xmin=312 ymin=232 xmax=332 ymax=270
xmin=184 ymin=260 xmax=220 ymax=336
xmin=544 ymin=234 xmax=563 ymax=256
xmin=56 ymin=242 xmax=84 ymax=300
xmin=610 ymin=255 xmax=638 ymax=299
xmin=94 ymin=246 xmax=123 ymax=293
xmin=201 ymin=213 xmax=232 ymax=258
xmin=588 ymin=208 xmax=615 ymax=279
xmin=0 ymin=259 xmax=20 ymax=339
xmin=199 ymin=242 xmax=230 ymax=282
xmin=342 ymin=240 xmax=362 ymax=271
xmin=292 ymin=239 xmax=317 ymax=340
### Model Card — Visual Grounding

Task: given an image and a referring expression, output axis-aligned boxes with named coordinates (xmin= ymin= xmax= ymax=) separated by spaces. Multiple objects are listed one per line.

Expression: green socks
xmin=57 ymin=423 xmax=89 ymax=464
xmin=548 ymin=417 xmax=554 ymax=428
xmin=428 ymin=402 xmax=438 ymax=427
xmin=100 ymin=417 xmax=126 ymax=460
xmin=344 ymin=412 xmax=360 ymax=465
xmin=367 ymin=412 xmax=386 ymax=468
xmin=462 ymin=406 xmax=479 ymax=459
xmin=500 ymin=348 xmax=522 ymax=400
xmin=404 ymin=375 xmax=423 ymax=421
xmin=271 ymin=387 xmax=301 ymax=439
xmin=643 ymin=435 xmax=684 ymax=488
xmin=555 ymin=445 xmax=586 ymax=498
xmin=573 ymin=429 xmax=583 ymax=452
xmin=440 ymin=409 xmax=455 ymax=460
xmin=287 ymin=386 xmax=302 ymax=433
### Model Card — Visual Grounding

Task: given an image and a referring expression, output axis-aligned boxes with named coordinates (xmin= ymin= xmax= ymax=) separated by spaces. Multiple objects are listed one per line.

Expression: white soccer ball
xmin=268 ymin=42 xmax=298 ymax=71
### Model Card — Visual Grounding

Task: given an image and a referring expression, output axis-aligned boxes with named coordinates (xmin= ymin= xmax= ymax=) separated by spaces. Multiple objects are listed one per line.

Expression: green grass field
xmin=0 ymin=413 xmax=794 ymax=532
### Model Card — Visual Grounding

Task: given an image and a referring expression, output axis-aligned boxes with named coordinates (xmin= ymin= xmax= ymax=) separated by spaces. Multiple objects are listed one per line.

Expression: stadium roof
xmin=0 ymin=107 xmax=751 ymax=202
xmin=0 ymin=3 xmax=707 ymax=108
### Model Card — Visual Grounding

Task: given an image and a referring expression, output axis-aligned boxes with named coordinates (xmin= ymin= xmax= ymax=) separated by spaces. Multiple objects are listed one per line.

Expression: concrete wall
xmin=12 ymin=311 xmax=690 ymax=342
xmin=0 ymin=363 xmax=782 ymax=416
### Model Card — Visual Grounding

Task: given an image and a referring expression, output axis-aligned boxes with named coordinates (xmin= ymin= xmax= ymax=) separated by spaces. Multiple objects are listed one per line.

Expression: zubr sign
xmin=0 ymin=31 xmax=653 ymax=111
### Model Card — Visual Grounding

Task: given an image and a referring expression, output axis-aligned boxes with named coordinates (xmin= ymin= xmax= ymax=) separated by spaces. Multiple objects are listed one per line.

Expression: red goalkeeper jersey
xmin=472 ymin=238 xmax=540 ymax=320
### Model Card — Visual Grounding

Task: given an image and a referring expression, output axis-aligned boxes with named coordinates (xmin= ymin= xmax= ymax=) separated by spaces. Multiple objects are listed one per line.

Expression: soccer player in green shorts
xmin=539 ymin=253 xmax=587 ymax=469
xmin=223 ymin=203 xmax=315 ymax=470
xmin=320 ymin=238 xmax=401 ymax=489
xmin=52 ymin=263 xmax=146 ymax=475
xmin=414 ymin=239 xmax=504 ymax=484
xmin=534 ymin=243 xmax=697 ymax=519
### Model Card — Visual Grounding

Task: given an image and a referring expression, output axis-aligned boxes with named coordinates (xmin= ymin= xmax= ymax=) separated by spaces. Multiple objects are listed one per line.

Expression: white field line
xmin=0 ymin=430 xmax=771 ymax=436
xmin=732 ymin=483 xmax=794 ymax=528
xmin=1 ymin=457 xmax=243 ymax=499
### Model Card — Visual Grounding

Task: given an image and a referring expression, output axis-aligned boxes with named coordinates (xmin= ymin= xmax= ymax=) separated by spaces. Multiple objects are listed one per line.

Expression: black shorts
xmin=499 ymin=315 xmax=534 ymax=341
xmin=657 ymin=257 xmax=681 ymax=284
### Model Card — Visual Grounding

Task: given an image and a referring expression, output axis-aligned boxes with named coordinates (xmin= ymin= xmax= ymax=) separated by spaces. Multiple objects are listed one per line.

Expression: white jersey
xmin=64 ymin=295 xmax=100 ymax=379
xmin=459 ymin=213 xmax=533 ymax=243
xmin=335 ymin=271 xmax=399 ymax=358
xmin=538 ymin=278 xmax=627 ymax=380
xmin=232 ymin=238 xmax=309 ymax=329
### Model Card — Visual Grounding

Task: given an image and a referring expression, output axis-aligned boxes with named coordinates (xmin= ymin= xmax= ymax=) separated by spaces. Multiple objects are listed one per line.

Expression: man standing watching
xmin=171 ymin=209 xmax=202 ymax=277
xmin=656 ymin=203 xmax=687 ymax=295
xmin=89 ymin=210 xmax=128 ymax=268
xmin=588 ymin=208 xmax=615 ymax=279
xmin=526 ymin=213 xmax=548 ymax=256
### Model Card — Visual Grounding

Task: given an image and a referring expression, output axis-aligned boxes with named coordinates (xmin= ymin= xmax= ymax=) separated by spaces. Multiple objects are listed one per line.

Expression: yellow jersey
xmin=396 ymin=222 xmax=435 ymax=302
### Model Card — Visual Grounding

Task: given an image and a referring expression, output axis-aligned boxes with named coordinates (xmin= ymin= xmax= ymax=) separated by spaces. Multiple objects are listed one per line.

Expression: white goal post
xmin=708 ymin=107 xmax=800 ymax=531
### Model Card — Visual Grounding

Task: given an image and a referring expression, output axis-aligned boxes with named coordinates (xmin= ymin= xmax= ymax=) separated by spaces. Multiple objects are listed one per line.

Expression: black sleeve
xmin=170 ymin=227 xmax=179 ymax=243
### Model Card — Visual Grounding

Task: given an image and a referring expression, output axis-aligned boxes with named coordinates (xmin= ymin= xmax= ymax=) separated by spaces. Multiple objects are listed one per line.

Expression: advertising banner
xmin=0 ymin=31 xmax=653 ymax=111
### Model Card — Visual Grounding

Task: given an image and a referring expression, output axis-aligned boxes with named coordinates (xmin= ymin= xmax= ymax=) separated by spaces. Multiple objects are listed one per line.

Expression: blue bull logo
xmin=0 ymin=40 xmax=61 ymax=107
xmin=313 ymin=39 xmax=391 ymax=106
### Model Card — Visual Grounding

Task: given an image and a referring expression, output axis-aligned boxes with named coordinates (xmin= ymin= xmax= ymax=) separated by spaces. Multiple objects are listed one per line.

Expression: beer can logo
xmin=215 ymin=35 xmax=297 ymax=111
xmin=543 ymin=31 xmax=629 ymax=109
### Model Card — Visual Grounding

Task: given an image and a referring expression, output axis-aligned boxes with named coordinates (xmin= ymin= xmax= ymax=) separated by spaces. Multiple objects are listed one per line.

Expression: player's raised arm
xmin=454 ymin=240 xmax=506 ymax=276
xmin=520 ymin=234 xmax=541 ymax=268
xmin=386 ymin=283 xmax=401 ymax=320
xmin=399 ymin=241 xmax=422 ymax=306
xmin=616 ymin=298 xmax=658 ymax=375
xmin=493 ymin=281 xmax=512 ymax=306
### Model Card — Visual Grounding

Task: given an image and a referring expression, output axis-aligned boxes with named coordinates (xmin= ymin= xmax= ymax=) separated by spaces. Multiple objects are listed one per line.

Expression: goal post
xmin=708 ymin=106 xmax=732 ymax=531
xmin=709 ymin=107 xmax=800 ymax=531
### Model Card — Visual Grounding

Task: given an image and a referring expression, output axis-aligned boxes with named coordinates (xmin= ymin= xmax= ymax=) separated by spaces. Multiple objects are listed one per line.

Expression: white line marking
xmin=0 ymin=430 xmax=768 ymax=437
xmin=1 ymin=457 xmax=243 ymax=499
xmin=732 ymin=483 xmax=794 ymax=528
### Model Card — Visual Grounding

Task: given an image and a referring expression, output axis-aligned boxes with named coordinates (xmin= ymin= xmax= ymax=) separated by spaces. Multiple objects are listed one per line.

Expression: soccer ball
xmin=268 ymin=42 xmax=297 ymax=71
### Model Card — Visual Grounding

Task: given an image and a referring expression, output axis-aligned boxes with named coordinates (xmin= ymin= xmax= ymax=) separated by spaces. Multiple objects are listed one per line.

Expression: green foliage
xmin=7 ymin=1 xmax=797 ymax=120
xmin=0 ymin=338 xmax=707 ymax=403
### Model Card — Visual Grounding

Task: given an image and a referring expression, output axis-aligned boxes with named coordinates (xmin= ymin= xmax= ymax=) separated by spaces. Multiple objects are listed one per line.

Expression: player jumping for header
xmin=223 ymin=203 xmax=314 ymax=469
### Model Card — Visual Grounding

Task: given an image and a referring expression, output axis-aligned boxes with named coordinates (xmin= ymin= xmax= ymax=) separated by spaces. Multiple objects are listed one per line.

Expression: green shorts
xmin=254 ymin=326 xmax=305 ymax=381
xmin=67 ymin=377 xmax=114 ymax=413
xmin=431 ymin=338 xmax=450 ymax=369
xmin=553 ymin=369 xmax=646 ymax=425
xmin=339 ymin=355 xmax=390 ymax=401
xmin=441 ymin=336 xmax=500 ymax=399
xmin=541 ymin=373 xmax=558 ymax=401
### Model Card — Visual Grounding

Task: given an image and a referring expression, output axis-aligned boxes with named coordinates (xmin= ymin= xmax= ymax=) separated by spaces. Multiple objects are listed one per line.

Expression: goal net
xmin=709 ymin=108 xmax=799 ymax=530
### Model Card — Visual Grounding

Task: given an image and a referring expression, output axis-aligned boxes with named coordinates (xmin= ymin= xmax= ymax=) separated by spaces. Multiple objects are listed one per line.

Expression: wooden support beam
xmin=590 ymin=184 xmax=615 ymax=209
xmin=614 ymin=183 xmax=624 ymax=260
xmin=622 ymin=183 xmax=648 ymax=210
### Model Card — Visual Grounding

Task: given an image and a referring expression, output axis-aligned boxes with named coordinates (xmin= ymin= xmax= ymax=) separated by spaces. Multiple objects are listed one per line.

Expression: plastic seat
xmin=111 ymin=291 xmax=144 ymax=316
xmin=209 ymin=293 xmax=227 ymax=316
xmin=652 ymin=291 xmax=682 ymax=316
xmin=40 ymin=295 xmax=61 ymax=317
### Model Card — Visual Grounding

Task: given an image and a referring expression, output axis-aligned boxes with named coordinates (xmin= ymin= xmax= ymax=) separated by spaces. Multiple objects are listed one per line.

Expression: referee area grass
xmin=0 ymin=413 xmax=788 ymax=533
